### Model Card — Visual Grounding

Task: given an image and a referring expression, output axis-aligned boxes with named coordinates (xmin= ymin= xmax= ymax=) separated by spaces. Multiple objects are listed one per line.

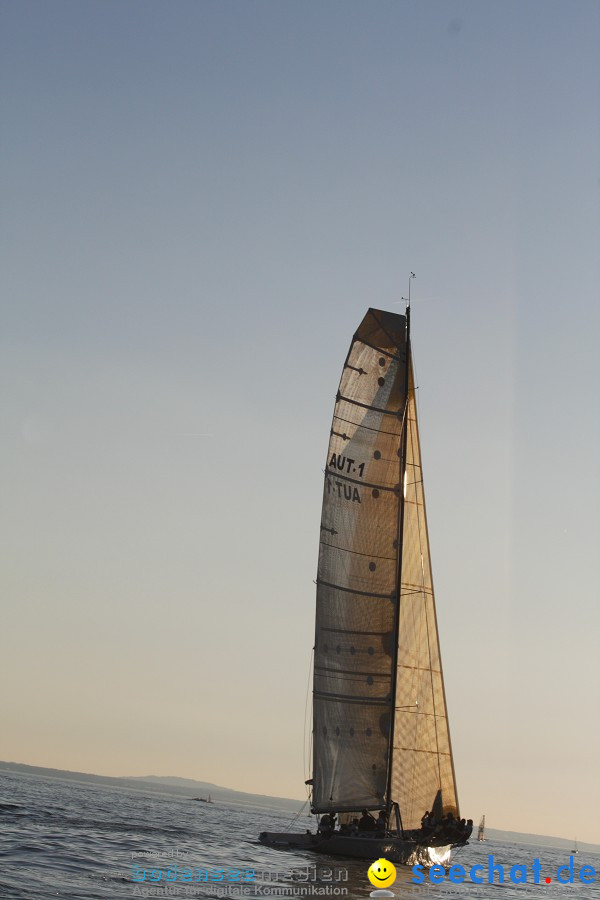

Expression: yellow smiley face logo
xmin=367 ymin=858 xmax=397 ymax=888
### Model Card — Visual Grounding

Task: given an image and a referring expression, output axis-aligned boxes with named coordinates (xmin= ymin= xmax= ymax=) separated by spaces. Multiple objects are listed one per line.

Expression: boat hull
xmin=259 ymin=831 xmax=457 ymax=866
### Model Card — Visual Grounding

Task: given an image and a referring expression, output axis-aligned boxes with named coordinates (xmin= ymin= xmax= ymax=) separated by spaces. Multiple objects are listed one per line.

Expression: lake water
xmin=1 ymin=771 xmax=598 ymax=899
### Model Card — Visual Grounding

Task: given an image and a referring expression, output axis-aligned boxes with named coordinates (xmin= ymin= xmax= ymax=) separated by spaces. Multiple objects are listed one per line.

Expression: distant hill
xmin=478 ymin=828 xmax=599 ymax=855
xmin=1 ymin=761 xmax=598 ymax=854
xmin=0 ymin=761 xmax=303 ymax=811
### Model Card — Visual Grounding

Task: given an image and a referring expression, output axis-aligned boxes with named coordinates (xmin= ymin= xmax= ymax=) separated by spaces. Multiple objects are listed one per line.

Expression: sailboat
xmin=478 ymin=815 xmax=486 ymax=841
xmin=260 ymin=304 xmax=468 ymax=865
xmin=572 ymin=838 xmax=578 ymax=855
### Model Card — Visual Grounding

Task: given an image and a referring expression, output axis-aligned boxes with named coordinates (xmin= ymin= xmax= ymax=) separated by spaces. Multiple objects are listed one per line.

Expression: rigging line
xmin=303 ymin=647 xmax=314 ymax=788
xmin=284 ymin=798 xmax=309 ymax=832
xmin=308 ymin=728 xmax=312 ymax=807
xmin=411 ymin=344 xmax=421 ymax=414
xmin=401 ymin=587 xmax=434 ymax=596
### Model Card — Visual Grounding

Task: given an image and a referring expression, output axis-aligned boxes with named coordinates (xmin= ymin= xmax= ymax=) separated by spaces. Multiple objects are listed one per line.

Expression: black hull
xmin=259 ymin=831 xmax=462 ymax=866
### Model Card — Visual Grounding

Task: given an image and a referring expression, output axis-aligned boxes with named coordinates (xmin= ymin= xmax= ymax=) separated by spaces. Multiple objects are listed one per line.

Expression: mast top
xmin=401 ymin=272 xmax=415 ymax=333
xmin=401 ymin=272 xmax=416 ymax=315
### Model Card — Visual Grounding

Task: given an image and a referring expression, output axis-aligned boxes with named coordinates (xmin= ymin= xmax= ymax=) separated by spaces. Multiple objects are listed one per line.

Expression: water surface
xmin=1 ymin=772 xmax=597 ymax=898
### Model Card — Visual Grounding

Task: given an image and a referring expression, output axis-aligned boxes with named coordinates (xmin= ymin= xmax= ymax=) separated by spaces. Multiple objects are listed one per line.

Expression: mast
xmin=385 ymin=290 xmax=412 ymax=817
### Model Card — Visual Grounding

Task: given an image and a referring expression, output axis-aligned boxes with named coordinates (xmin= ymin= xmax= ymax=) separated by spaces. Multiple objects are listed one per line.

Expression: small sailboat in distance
xmin=572 ymin=837 xmax=578 ymax=854
xmin=259 ymin=298 xmax=470 ymax=866
xmin=478 ymin=815 xmax=486 ymax=841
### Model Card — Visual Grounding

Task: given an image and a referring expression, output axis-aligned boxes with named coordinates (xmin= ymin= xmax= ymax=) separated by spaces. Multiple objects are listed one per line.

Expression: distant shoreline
xmin=0 ymin=759 xmax=302 ymax=813
xmin=1 ymin=760 xmax=598 ymax=854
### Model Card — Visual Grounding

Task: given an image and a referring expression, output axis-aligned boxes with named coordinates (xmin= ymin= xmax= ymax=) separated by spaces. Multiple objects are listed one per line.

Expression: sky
xmin=1 ymin=0 xmax=599 ymax=844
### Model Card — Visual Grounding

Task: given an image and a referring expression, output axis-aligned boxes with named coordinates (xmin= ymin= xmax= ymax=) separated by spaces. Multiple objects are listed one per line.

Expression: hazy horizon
xmin=4 ymin=759 xmax=600 ymax=855
xmin=2 ymin=1 xmax=599 ymax=845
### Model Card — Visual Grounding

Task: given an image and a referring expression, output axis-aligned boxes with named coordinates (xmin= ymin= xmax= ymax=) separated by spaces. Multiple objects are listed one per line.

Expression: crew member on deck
xmin=318 ymin=813 xmax=336 ymax=836
xmin=358 ymin=809 xmax=376 ymax=831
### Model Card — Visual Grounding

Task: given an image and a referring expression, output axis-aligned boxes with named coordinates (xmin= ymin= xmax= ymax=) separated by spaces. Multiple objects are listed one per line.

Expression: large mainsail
xmin=312 ymin=308 xmax=458 ymax=829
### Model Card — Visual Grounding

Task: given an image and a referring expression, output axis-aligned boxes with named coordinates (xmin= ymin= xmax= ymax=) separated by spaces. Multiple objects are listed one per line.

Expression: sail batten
xmin=337 ymin=396 xmax=404 ymax=415
xmin=315 ymin=580 xmax=393 ymax=600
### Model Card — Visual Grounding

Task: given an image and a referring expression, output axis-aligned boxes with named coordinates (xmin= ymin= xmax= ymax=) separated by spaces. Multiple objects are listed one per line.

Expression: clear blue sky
xmin=1 ymin=1 xmax=599 ymax=843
